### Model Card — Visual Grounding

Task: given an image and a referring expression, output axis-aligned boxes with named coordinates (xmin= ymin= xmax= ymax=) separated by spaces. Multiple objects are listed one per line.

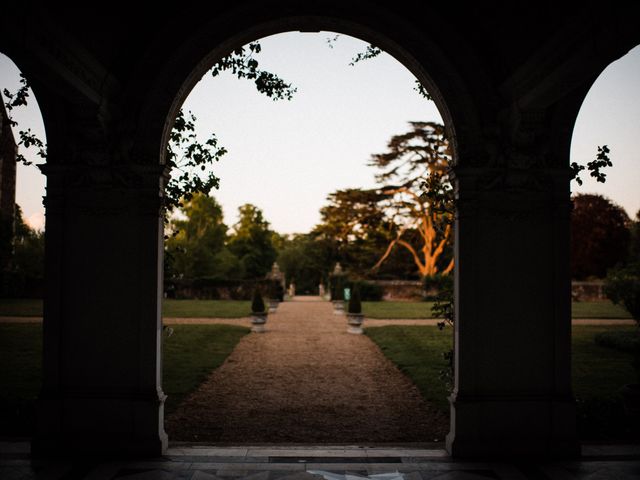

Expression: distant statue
xmin=288 ymin=282 xmax=296 ymax=298
xmin=319 ymin=284 xmax=325 ymax=297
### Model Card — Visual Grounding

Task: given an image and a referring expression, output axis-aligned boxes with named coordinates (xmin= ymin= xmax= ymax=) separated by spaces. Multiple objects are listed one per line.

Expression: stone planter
xmin=251 ymin=312 xmax=268 ymax=333
xmin=333 ymin=300 xmax=345 ymax=315
xmin=268 ymin=299 xmax=279 ymax=313
xmin=621 ymin=383 xmax=640 ymax=417
xmin=347 ymin=313 xmax=364 ymax=334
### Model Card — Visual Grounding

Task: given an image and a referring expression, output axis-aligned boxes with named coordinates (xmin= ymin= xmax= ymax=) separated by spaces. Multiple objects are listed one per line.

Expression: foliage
xmin=570 ymin=145 xmax=613 ymax=186
xmin=164 ymin=110 xmax=227 ymax=213
xmin=423 ymin=273 xmax=453 ymax=301
xmin=604 ymin=263 xmax=640 ymax=322
xmin=2 ymin=74 xmax=47 ymax=166
xmin=628 ymin=210 xmax=640 ymax=264
xmin=277 ymin=234 xmax=335 ymax=294
xmin=369 ymin=121 xmax=454 ymax=278
xmin=250 ymin=286 xmax=266 ymax=313
xmin=165 ymin=193 xmax=236 ymax=281
xmin=210 ymin=42 xmax=296 ymax=101
xmin=228 ymin=204 xmax=277 ymax=279
xmin=571 ymin=194 xmax=630 ymax=279
xmin=345 ymin=280 xmax=384 ymax=301
xmin=313 ymin=189 xmax=415 ymax=278
xmin=0 ymin=206 xmax=44 ymax=297
xmin=330 ymin=273 xmax=345 ymax=301
xmin=164 ymin=42 xmax=296 ymax=213
xmin=348 ymin=285 xmax=362 ymax=314
xmin=3 ymin=42 xmax=294 ymax=223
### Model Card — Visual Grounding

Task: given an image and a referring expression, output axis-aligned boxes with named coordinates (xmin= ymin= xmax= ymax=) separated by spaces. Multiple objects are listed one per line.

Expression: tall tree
xmin=369 ymin=121 xmax=454 ymax=278
xmin=0 ymin=205 xmax=44 ymax=297
xmin=228 ymin=204 xmax=277 ymax=279
xmin=571 ymin=193 xmax=630 ymax=279
xmin=165 ymin=193 xmax=238 ymax=280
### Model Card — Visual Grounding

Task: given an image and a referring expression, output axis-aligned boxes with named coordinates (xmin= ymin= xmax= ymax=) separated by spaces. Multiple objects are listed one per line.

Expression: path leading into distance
xmin=164 ymin=296 xmax=448 ymax=443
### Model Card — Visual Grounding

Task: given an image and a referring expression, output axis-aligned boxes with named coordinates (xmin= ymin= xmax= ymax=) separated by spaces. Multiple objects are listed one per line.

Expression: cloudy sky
xmin=1 ymin=33 xmax=639 ymax=233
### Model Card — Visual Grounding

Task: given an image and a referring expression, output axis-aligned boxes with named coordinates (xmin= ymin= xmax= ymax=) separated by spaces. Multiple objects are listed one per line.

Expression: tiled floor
xmin=1 ymin=443 xmax=639 ymax=480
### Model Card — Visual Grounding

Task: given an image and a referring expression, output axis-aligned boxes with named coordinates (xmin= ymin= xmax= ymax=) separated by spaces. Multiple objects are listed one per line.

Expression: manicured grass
xmin=0 ymin=298 xmax=44 ymax=317
xmin=571 ymin=301 xmax=631 ymax=319
xmin=0 ymin=299 xmax=252 ymax=318
xmin=363 ymin=301 xmax=437 ymax=319
xmin=365 ymin=325 xmax=451 ymax=411
xmin=0 ymin=323 xmax=248 ymax=435
xmin=0 ymin=298 xmax=632 ymax=319
xmin=163 ymin=299 xmax=251 ymax=318
xmin=363 ymin=300 xmax=632 ymax=319
xmin=163 ymin=324 xmax=249 ymax=413
xmin=366 ymin=324 xmax=638 ymax=440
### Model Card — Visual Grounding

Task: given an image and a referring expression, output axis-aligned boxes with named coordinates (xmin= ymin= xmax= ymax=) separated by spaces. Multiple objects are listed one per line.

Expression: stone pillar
xmin=446 ymin=166 xmax=579 ymax=457
xmin=32 ymin=163 xmax=168 ymax=457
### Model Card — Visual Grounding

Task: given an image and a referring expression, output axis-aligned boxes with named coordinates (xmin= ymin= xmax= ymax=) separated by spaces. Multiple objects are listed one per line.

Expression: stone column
xmin=446 ymin=166 xmax=579 ymax=457
xmin=32 ymin=163 xmax=168 ymax=457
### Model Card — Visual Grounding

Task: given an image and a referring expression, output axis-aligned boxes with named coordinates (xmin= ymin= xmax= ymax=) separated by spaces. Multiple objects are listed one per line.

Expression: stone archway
xmin=1 ymin=1 xmax=638 ymax=459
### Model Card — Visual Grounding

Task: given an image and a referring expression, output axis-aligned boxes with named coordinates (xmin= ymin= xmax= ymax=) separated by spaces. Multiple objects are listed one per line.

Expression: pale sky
xmin=1 ymin=33 xmax=639 ymax=233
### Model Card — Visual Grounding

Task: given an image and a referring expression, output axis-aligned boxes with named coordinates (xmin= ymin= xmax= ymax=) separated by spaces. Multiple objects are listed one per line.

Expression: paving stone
xmin=116 ymin=469 xmax=178 ymax=479
xmin=428 ymin=472 xmax=498 ymax=480
xmin=238 ymin=471 xmax=270 ymax=480
xmin=191 ymin=471 xmax=223 ymax=480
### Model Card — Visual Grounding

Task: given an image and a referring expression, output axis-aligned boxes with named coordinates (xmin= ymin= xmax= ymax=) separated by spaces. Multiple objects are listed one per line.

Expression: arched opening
xmin=7 ymin=3 xmax=639 ymax=461
xmin=159 ymin=26 xmax=457 ymax=444
xmin=567 ymin=44 xmax=640 ymax=442
xmin=0 ymin=52 xmax=47 ymax=438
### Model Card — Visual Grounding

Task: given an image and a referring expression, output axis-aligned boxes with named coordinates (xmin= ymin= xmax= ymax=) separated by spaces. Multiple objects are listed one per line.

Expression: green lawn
xmin=163 ymin=300 xmax=251 ymax=318
xmin=0 ymin=323 xmax=248 ymax=436
xmin=162 ymin=324 xmax=249 ymax=413
xmin=0 ymin=298 xmax=632 ymax=319
xmin=571 ymin=301 xmax=631 ymax=319
xmin=366 ymin=324 xmax=637 ymax=440
xmin=0 ymin=299 xmax=44 ymax=317
xmin=363 ymin=301 xmax=437 ymax=319
xmin=363 ymin=300 xmax=632 ymax=319
xmin=0 ymin=299 xmax=252 ymax=318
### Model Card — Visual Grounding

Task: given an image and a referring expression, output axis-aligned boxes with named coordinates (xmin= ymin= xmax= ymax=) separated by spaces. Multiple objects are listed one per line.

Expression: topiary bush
xmin=595 ymin=330 xmax=640 ymax=353
xmin=251 ymin=286 xmax=266 ymax=313
xmin=348 ymin=285 xmax=362 ymax=314
xmin=346 ymin=280 xmax=383 ymax=301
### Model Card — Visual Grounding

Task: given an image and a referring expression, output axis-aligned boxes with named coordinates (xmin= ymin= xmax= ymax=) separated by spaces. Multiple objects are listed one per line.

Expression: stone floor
xmin=2 ymin=443 xmax=639 ymax=480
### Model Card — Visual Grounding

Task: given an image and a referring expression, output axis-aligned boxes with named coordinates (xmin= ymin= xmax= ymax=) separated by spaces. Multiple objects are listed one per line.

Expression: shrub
xmin=251 ymin=287 xmax=266 ymax=313
xmin=594 ymin=330 xmax=640 ymax=353
xmin=348 ymin=286 xmax=362 ymax=314
xmin=423 ymin=273 xmax=453 ymax=301
xmin=604 ymin=263 xmax=640 ymax=321
xmin=330 ymin=274 xmax=345 ymax=301
xmin=346 ymin=280 xmax=383 ymax=301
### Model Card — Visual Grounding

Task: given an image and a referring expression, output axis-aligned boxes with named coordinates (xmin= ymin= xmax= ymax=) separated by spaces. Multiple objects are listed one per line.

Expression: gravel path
xmin=164 ymin=297 xmax=449 ymax=444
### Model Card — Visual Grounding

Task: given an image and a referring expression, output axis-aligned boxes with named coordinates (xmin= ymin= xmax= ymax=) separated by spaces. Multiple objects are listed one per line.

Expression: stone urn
xmin=346 ymin=286 xmax=363 ymax=334
xmin=250 ymin=286 xmax=268 ymax=333
xmin=347 ymin=312 xmax=364 ymax=334
xmin=333 ymin=300 xmax=345 ymax=315
xmin=251 ymin=312 xmax=268 ymax=333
